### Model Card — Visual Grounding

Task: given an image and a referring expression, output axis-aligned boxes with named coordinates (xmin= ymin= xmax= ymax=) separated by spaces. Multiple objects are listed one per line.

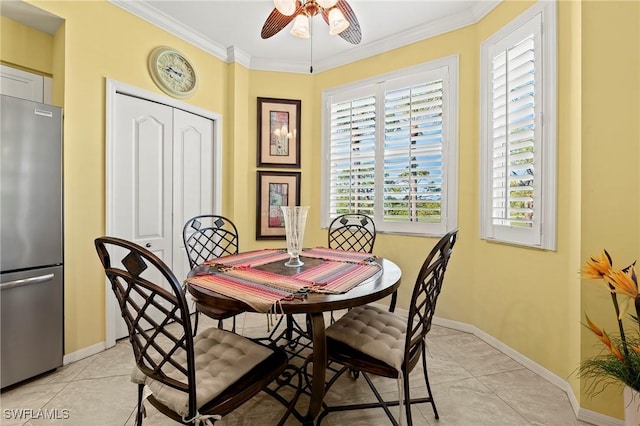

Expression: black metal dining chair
xmin=183 ymin=214 xmax=240 ymax=332
xmin=318 ymin=229 xmax=458 ymax=425
xmin=328 ymin=213 xmax=376 ymax=254
xmin=326 ymin=213 xmax=396 ymax=319
xmin=94 ymin=236 xmax=300 ymax=426
xmin=183 ymin=215 xmax=239 ymax=267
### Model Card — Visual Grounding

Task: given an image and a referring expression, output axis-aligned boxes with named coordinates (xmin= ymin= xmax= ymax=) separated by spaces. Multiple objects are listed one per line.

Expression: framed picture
xmin=257 ymin=97 xmax=301 ymax=168
xmin=256 ymin=171 xmax=301 ymax=240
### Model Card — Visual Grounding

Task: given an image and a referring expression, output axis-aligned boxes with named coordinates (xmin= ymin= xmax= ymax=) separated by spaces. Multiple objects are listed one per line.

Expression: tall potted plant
xmin=580 ymin=250 xmax=640 ymax=424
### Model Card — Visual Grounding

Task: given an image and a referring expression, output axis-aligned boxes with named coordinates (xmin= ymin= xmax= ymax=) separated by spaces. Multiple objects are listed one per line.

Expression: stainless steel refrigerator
xmin=1 ymin=94 xmax=64 ymax=388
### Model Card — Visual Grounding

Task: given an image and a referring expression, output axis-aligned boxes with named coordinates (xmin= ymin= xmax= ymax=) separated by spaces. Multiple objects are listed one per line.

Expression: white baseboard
xmin=62 ymin=341 xmax=106 ymax=365
xmin=370 ymin=304 xmax=624 ymax=426
xmin=577 ymin=408 xmax=624 ymax=426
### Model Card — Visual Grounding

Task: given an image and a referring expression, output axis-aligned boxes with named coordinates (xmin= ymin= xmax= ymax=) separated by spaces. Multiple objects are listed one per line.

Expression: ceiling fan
xmin=261 ymin=0 xmax=362 ymax=45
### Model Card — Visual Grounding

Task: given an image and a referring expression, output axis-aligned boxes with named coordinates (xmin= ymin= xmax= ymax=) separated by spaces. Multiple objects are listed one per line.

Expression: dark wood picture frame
xmin=257 ymin=97 xmax=301 ymax=168
xmin=256 ymin=171 xmax=301 ymax=240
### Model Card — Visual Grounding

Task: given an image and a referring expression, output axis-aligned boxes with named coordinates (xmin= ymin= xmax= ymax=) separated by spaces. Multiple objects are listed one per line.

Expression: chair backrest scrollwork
xmin=405 ymin=230 xmax=458 ymax=363
xmin=94 ymin=236 xmax=198 ymax=418
xmin=328 ymin=213 xmax=376 ymax=254
xmin=183 ymin=215 xmax=239 ymax=268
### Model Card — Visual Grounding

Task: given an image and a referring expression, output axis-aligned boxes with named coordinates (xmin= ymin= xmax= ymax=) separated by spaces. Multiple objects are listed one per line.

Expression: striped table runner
xmin=187 ymin=248 xmax=382 ymax=313
xmin=300 ymin=247 xmax=375 ymax=264
xmin=203 ymin=249 xmax=289 ymax=268
xmin=187 ymin=272 xmax=303 ymax=313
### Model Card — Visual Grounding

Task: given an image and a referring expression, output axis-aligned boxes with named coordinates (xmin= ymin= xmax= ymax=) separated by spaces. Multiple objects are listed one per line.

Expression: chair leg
xmin=193 ymin=310 xmax=199 ymax=334
xmin=389 ymin=290 xmax=398 ymax=313
xmin=136 ymin=383 xmax=144 ymax=426
xmin=403 ymin=369 xmax=413 ymax=426
xmin=216 ymin=316 xmax=236 ymax=332
xmin=422 ymin=344 xmax=439 ymax=419
xmin=286 ymin=314 xmax=294 ymax=341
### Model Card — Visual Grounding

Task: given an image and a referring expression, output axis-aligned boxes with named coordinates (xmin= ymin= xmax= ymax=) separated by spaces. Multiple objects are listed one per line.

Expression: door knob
xmin=145 ymin=243 xmax=152 ymax=248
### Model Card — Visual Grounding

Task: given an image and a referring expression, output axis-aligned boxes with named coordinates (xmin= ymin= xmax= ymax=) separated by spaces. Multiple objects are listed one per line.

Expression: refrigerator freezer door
xmin=1 ymin=266 xmax=64 ymax=388
xmin=1 ymin=95 xmax=63 ymax=272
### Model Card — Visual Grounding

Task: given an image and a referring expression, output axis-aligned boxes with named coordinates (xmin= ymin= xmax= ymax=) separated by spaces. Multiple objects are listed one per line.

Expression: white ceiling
xmin=2 ymin=0 xmax=500 ymax=74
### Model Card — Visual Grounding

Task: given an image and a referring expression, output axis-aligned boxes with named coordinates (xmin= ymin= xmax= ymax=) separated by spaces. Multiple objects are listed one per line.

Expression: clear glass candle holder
xmin=280 ymin=205 xmax=309 ymax=267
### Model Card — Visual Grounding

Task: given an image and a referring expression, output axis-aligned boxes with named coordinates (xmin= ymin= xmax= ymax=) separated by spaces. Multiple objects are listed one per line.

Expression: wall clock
xmin=148 ymin=47 xmax=198 ymax=99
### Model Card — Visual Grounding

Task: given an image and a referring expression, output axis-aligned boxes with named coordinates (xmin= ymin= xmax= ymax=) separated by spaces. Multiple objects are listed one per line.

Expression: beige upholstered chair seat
xmin=132 ymin=327 xmax=272 ymax=417
xmin=326 ymin=305 xmax=406 ymax=371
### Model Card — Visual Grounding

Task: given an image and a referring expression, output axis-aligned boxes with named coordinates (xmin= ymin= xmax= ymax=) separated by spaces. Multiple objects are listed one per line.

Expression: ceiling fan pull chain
xmin=310 ymin=17 xmax=314 ymax=74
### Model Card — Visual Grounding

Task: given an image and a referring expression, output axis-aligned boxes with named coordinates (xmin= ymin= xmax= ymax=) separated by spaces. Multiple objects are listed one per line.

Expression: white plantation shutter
xmin=323 ymin=57 xmax=458 ymax=235
xmin=328 ymin=95 xmax=376 ymax=216
xmin=480 ymin=2 xmax=556 ymax=249
xmin=490 ymin=34 xmax=536 ymax=229
xmin=383 ymin=80 xmax=444 ymax=225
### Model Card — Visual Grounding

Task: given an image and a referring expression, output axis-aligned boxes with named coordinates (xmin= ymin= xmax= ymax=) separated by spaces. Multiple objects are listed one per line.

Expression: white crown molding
xmin=250 ymin=57 xmax=316 ymax=74
xmin=227 ymin=46 xmax=251 ymax=69
xmin=472 ymin=0 xmax=501 ymax=21
xmin=110 ymin=0 xmax=501 ymax=74
xmin=311 ymin=2 xmax=499 ymax=73
xmin=109 ymin=0 xmax=229 ymax=61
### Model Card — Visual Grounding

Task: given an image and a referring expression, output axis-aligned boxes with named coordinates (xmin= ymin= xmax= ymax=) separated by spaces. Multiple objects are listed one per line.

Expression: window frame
xmin=479 ymin=1 xmax=557 ymax=250
xmin=321 ymin=55 xmax=459 ymax=236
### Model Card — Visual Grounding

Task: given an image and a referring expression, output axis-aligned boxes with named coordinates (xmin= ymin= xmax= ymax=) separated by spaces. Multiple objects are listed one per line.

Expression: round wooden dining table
xmin=187 ymin=255 xmax=402 ymax=425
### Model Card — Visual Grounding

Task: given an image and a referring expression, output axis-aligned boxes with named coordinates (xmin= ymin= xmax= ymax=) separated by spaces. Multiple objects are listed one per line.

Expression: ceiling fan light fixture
xmin=273 ymin=0 xmax=297 ymax=16
xmin=261 ymin=0 xmax=361 ymax=46
xmin=328 ymin=7 xmax=349 ymax=35
xmin=290 ymin=14 xmax=310 ymax=38
xmin=316 ymin=0 xmax=338 ymax=8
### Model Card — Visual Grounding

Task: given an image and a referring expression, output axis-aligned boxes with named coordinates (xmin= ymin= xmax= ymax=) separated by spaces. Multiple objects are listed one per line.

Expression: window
xmin=322 ymin=56 xmax=458 ymax=236
xmin=479 ymin=1 xmax=556 ymax=249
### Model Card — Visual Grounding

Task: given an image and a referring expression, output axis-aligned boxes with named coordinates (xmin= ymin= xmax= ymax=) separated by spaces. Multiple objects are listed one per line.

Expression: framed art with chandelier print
xmin=257 ymin=97 xmax=301 ymax=168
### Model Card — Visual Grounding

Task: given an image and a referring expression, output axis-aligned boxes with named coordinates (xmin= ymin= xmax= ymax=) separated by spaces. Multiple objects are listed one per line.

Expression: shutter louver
xmin=328 ymin=95 xmax=376 ymax=216
xmin=324 ymin=57 xmax=458 ymax=235
xmin=490 ymin=35 xmax=535 ymax=229
xmin=383 ymin=80 xmax=444 ymax=224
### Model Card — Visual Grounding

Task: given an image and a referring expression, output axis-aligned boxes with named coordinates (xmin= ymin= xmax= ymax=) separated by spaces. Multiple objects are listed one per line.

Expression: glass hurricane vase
xmin=280 ymin=205 xmax=309 ymax=267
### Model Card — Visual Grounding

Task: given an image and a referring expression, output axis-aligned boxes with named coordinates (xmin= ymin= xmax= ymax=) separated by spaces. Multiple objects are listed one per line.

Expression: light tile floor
xmin=0 ymin=312 xmax=592 ymax=426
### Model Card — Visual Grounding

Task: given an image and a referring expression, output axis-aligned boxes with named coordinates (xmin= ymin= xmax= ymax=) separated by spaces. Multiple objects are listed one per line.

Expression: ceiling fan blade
xmin=321 ymin=0 xmax=362 ymax=45
xmin=261 ymin=5 xmax=301 ymax=39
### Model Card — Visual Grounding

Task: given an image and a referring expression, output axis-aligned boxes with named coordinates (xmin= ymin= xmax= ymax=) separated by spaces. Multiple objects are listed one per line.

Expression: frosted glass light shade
xmin=317 ymin=0 xmax=338 ymax=8
xmin=328 ymin=7 xmax=349 ymax=35
xmin=274 ymin=0 xmax=296 ymax=16
xmin=290 ymin=15 xmax=310 ymax=38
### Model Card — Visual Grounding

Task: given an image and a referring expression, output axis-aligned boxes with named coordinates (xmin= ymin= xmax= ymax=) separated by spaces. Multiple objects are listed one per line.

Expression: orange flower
xmin=582 ymin=250 xmax=612 ymax=280
xmin=585 ymin=314 xmax=603 ymax=337
xmin=606 ymin=266 xmax=639 ymax=299
xmin=610 ymin=344 xmax=625 ymax=362
xmin=584 ymin=315 xmax=625 ymax=362
xmin=605 ymin=266 xmax=639 ymax=319
xmin=599 ymin=329 xmax=624 ymax=361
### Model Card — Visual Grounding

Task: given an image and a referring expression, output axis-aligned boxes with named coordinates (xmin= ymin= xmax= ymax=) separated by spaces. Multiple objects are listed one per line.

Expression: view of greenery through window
xmin=329 ymin=79 xmax=444 ymax=224
xmin=490 ymin=34 xmax=536 ymax=228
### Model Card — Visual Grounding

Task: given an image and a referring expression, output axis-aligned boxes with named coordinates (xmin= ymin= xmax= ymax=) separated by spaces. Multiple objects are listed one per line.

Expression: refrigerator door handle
xmin=1 ymin=273 xmax=55 ymax=290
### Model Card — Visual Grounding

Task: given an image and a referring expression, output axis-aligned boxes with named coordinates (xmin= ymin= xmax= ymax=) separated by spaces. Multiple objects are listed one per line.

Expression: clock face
xmin=148 ymin=47 xmax=198 ymax=98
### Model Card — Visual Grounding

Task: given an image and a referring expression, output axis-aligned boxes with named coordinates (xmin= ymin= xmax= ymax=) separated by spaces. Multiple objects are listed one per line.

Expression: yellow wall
xmin=472 ymin=0 xmax=575 ymax=386
xmin=580 ymin=0 xmax=640 ymax=418
xmin=5 ymin=0 xmax=640 ymax=420
xmin=248 ymin=70 xmax=315 ymax=247
xmin=18 ymin=0 xmax=231 ymax=354
xmin=0 ymin=15 xmax=53 ymax=74
xmin=560 ymin=0 xmax=583 ymax=405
